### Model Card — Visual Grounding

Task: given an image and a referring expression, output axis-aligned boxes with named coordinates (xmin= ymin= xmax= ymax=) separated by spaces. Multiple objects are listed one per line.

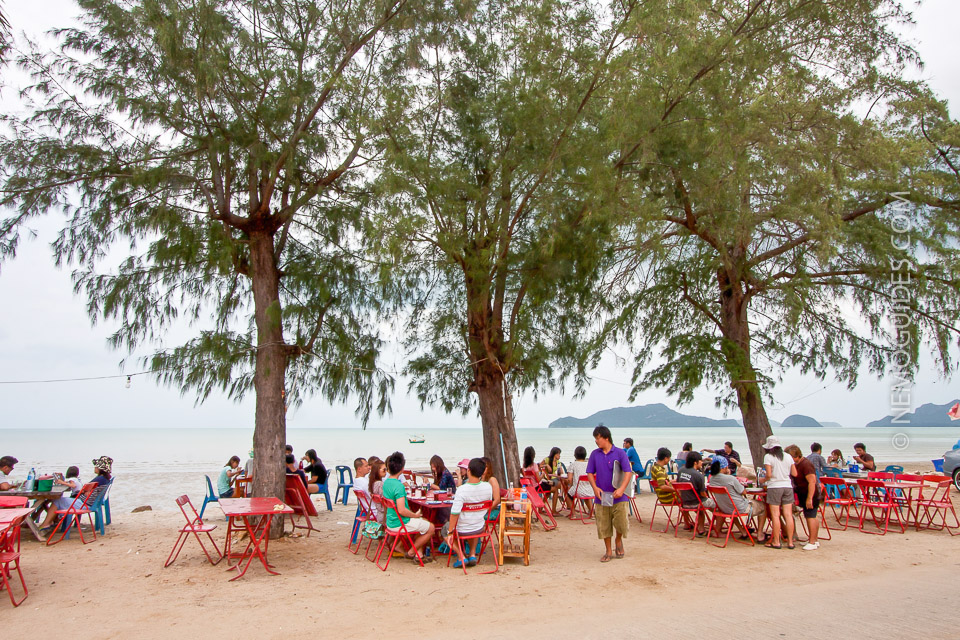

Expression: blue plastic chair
xmin=823 ymin=468 xmax=843 ymax=478
xmin=88 ymin=480 xmax=112 ymax=535
xmin=884 ymin=465 xmax=904 ymax=477
xmin=58 ymin=484 xmax=107 ymax=541
xmin=311 ymin=478 xmax=333 ymax=511
xmin=335 ymin=466 xmax=354 ymax=505
xmin=102 ymin=477 xmax=113 ymax=526
xmin=199 ymin=475 xmax=219 ymax=519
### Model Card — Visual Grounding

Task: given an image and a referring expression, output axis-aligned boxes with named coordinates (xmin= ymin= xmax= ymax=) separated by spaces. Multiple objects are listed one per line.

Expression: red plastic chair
xmin=519 ymin=477 xmax=557 ymax=531
xmin=0 ymin=516 xmax=28 ymax=607
xmin=46 ymin=482 xmax=99 ymax=546
xmin=374 ymin=496 xmax=425 ymax=571
xmin=0 ymin=498 xmax=28 ymax=508
xmin=672 ymin=482 xmax=711 ymax=540
xmin=348 ymin=489 xmax=376 ymax=554
xmin=820 ymin=477 xmax=857 ymax=530
xmin=284 ymin=474 xmax=319 ymax=537
xmin=867 ymin=471 xmax=894 ymax=481
xmin=915 ymin=477 xmax=959 ymax=535
xmin=446 ymin=500 xmax=498 ymax=575
xmin=164 ymin=495 xmax=223 ymax=567
xmin=705 ymin=486 xmax=755 ymax=548
xmin=648 ymin=478 xmax=680 ymax=534
xmin=570 ymin=475 xmax=595 ymax=524
xmin=857 ymin=479 xmax=904 ymax=535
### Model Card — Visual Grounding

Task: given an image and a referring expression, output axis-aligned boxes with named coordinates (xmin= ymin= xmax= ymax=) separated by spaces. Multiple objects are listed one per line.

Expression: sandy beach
xmin=4 ymin=460 xmax=959 ymax=638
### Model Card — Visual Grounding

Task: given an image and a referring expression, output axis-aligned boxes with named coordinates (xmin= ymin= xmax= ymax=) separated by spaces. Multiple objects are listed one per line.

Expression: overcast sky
xmin=0 ymin=0 xmax=958 ymax=430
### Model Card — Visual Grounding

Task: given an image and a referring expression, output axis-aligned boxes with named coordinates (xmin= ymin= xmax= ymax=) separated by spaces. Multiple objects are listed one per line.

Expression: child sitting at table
xmin=38 ymin=465 xmax=82 ymax=534
xmin=383 ymin=451 xmax=435 ymax=562
xmin=445 ymin=458 xmax=493 ymax=569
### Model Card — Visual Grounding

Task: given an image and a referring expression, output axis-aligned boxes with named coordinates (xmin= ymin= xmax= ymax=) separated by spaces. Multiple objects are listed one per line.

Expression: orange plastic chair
xmin=164 ymin=495 xmax=223 ymax=567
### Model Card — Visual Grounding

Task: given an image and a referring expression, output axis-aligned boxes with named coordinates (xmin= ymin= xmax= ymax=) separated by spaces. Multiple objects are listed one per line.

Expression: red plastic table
xmin=219 ymin=498 xmax=293 ymax=581
xmin=0 ymin=508 xmax=33 ymax=526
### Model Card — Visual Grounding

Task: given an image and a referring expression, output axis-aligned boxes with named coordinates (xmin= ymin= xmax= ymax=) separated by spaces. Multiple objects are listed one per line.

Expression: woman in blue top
xmin=218 ymin=456 xmax=242 ymax=498
xmin=429 ymin=455 xmax=457 ymax=492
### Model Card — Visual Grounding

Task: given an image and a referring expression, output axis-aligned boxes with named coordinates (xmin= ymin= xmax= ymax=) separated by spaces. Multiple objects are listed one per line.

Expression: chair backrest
xmin=868 ymin=471 xmax=894 ymax=481
xmin=884 ymin=465 xmax=904 ymax=475
xmin=642 ymin=459 xmax=655 ymax=479
xmin=0 ymin=515 xmax=26 ymax=554
xmin=672 ymin=481 xmax=700 ymax=508
xmin=459 ymin=500 xmax=493 ymax=517
xmin=0 ymin=497 xmax=28 ymax=508
xmin=823 ymin=468 xmax=843 ymax=478
xmin=65 ymin=483 xmax=99 ymax=511
xmin=204 ymin=475 xmax=217 ymax=499
xmin=175 ymin=494 xmax=202 ymax=525
xmin=573 ymin=474 xmax=592 ymax=497
xmin=336 ymin=465 xmax=354 ymax=485
xmin=285 ymin=474 xmax=319 ymax=517
xmin=707 ymin=485 xmax=740 ymax=516
xmin=353 ymin=488 xmax=372 ymax=516
xmin=378 ymin=495 xmax=406 ymax=532
xmin=922 ymin=474 xmax=948 ymax=484
xmin=896 ymin=473 xmax=923 ymax=483
xmin=921 ymin=477 xmax=952 ymax=503
xmin=857 ymin=479 xmax=890 ymax=504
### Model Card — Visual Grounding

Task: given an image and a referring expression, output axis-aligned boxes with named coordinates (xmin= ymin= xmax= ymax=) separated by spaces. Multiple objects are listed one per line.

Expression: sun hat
xmin=761 ymin=435 xmax=782 ymax=450
xmin=92 ymin=455 xmax=113 ymax=473
xmin=457 ymin=458 xmax=470 ymax=469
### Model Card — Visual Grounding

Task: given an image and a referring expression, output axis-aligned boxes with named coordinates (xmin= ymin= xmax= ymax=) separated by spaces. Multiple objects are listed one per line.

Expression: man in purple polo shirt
xmin=586 ymin=425 xmax=634 ymax=563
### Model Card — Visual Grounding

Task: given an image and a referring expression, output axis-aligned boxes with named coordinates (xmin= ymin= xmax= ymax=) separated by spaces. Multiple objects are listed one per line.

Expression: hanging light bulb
xmin=125 ymin=375 xmax=132 ymax=389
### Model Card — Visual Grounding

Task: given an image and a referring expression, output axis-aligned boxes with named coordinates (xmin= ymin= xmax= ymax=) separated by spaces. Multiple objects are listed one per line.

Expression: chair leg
xmin=164 ymin=532 xmax=189 ymax=568
xmin=199 ymin=497 xmax=209 ymax=520
xmin=0 ymin=557 xmax=27 ymax=607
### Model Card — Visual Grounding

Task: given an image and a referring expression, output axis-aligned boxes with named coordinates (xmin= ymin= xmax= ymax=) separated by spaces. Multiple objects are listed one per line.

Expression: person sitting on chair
xmin=563 ymin=446 xmax=593 ymax=517
xmin=301 ymin=449 xmax=327 ymax=493
xmin=707 ymin=458 xmax=764 ymax=538
xmin=444 ymin=457 xmax=493 ymax=568
xmin=429 ymin=455 xmax=457 ymax=492
xmin=218 ymin=456 xmax=242 ymax=498
xmin=91 ymin=456 xmax=113 ymax=487
xmin=352 ymin=457 xmax=371 ymax=495
xmin=382 ymin=451 xmax=435 ymax=562
xmin=0 ymin=455 xmax=19 ymax=491
xmin=286 ymin=454 xmax=310 ymax=489
xmin=852 ymin=443 xmax=876 ymax=471
xmin=676 ymin=451 xmax=715 ymax=535
xmin=38 ymin=465 xmax=83 ymax=534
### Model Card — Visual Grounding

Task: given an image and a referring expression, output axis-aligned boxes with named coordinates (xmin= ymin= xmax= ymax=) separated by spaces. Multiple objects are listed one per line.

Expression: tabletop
xmin=408 ymin=497 xmax=454 ymax=508
xmin=219 ymin=498 xmax=293 ymax=517
xmin=0 ymin=486 xmax=68 ymax=499
xmin=0 ymin=507 xmax=34 ymax=525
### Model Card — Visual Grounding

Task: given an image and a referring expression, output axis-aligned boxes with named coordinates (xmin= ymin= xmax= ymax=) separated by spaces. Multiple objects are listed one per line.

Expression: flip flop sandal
xmin=600 ymin=554 xmax=612 ymax=563
xmin=615 ymin=548 xmax=625 ymax=559
xmin=764 ymin=542 xmax=782 ymax=549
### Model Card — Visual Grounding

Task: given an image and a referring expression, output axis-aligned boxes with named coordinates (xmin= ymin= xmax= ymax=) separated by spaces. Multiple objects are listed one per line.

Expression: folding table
xmin=219 ymin=498 xmax=293 ymax=581
xmin=0 ymin=487 xmax=68 ymax=541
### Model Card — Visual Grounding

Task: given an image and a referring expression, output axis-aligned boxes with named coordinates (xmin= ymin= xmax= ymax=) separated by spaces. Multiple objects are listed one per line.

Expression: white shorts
xmin=388 ymin=517 xmax=431 ymax=535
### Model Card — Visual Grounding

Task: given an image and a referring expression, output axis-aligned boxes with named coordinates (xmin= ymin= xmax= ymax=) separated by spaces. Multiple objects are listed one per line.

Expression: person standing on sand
xmin=786 ymin=445 xmax=821 ymax=551
xmin=586 ymin=425 xmax=633 ymax=563
xmin=761 ymin=436 xmax=797 ymax=550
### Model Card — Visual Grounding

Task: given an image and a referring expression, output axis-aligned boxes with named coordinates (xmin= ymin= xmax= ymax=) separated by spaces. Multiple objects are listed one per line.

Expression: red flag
xmin=949 ymin=402 xmax=960 ymax=421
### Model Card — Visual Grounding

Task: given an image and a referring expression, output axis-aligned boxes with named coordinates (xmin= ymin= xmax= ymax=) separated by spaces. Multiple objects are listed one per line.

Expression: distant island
xmin=866 ymin=399 xmax=960 ymax=427
xmin=549 ymin=404 xmax=740 ymax=428
xmin=781 ymin=414 xmax=823 ymax=428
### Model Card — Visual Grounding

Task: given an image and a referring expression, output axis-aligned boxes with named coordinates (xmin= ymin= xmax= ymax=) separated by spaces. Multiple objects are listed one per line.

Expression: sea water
xmin=1 ymin=426 xmax=956 ymax=511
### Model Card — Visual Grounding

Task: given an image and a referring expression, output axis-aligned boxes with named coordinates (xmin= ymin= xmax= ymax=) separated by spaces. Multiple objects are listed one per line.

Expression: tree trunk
xmin=717 ymin=268 xmax=773 ymax=468
xmin=248 ymin=229 xmax=288 ymax=537
xmin=475 ymin=367 xmax=522 ymax=488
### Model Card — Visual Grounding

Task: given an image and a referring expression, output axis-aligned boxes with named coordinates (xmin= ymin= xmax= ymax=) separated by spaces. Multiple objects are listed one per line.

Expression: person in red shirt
xmin=786 ymin=445 xmax=821 ymax=550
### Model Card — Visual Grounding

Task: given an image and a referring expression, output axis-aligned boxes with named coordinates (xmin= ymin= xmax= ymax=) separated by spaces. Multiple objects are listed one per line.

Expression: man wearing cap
xmin=454 ymin=458 xmax=471 ymax=486
xmin=0 ymin=456 xmax=18 ymax=491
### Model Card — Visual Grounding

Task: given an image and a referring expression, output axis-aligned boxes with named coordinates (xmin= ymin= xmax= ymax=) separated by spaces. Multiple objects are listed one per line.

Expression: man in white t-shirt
xmin=445 ymin=458 xmax=493 ymax=569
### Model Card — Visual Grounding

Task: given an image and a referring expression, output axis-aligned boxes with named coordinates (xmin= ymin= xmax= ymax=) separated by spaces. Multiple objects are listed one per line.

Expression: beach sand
xmin=7 ymin=462 xmax=959 ymax=638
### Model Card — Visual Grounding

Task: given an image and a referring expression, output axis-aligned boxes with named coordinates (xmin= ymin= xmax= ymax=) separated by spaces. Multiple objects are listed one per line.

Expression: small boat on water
xmin=408 ymin=435 xmax=425 ymax=444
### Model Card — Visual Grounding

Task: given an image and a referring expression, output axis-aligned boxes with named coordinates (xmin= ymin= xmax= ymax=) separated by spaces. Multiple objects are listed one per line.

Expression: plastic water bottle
xmin=25 ymin=467 xmax=35 ymax=492
xmin=520 ymin=487 xmax=527 ymax=503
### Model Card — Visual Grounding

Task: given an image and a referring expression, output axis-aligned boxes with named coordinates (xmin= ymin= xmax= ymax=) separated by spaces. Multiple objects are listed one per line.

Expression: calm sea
xmin=2 ymin=426 xmax=956 ymax=511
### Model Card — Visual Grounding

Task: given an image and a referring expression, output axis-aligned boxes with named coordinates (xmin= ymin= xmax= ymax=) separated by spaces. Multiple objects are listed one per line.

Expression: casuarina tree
xmin=375 ymin=0 xmax=635 ymax=483
xmin=0 ymin=0 xmax=412 ymax=514
xmin=601 ymin=0 xmax=960 ymax=466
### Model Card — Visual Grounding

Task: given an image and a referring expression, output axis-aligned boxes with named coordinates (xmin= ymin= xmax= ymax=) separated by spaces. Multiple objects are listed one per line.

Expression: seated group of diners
xmin=218 ymin=444 xmax=328 ymax=499
xmin=352 ymin=453 xmax=502 ymax=567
